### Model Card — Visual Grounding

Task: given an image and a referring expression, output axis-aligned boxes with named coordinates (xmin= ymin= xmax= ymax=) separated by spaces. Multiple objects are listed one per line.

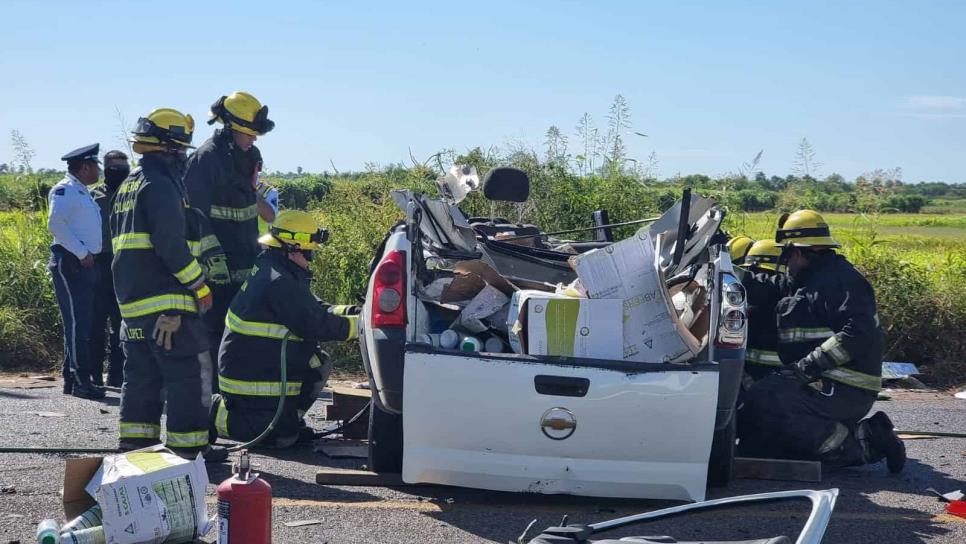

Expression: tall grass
xmin=1 ymin=172 xmax=963 ymax=375
xmin=0 ymin=211 xmax=60 ymax=368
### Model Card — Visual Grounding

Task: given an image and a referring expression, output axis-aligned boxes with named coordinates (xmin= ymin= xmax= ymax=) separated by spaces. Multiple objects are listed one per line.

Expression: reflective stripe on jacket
xmin=183 ymin=129 xmax=261 ymax=284
xmin=218 ymin=249 xmax=354 ymax=410
xmin=110 ymin=154 xmax=202 ymax=321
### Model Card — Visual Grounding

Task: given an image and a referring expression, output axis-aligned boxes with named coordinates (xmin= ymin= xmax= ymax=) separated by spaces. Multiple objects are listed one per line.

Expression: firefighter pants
xmin=119 ymin=340 xmax=214 ymax=456
xmin=204 ymin=282 xmax=241 ymax=393
xmin=90 ymin=256 xmax=124 ymax=386
xmin=49 ymin=245 xmax=97 ymax=384
xmin=213 ymin=365 xmax=329 ymax=449
xmin=737 ymin=373 xmax=876 ymax=465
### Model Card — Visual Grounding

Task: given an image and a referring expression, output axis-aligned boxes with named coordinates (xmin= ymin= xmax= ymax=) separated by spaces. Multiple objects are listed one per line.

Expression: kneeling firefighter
xmin=736 ymin=210 xmax=905 ymax=473
xmin=741 ymin=239 xmax=784 ymax=383
xmin=211 ymin=210 xmax=359 ymax=448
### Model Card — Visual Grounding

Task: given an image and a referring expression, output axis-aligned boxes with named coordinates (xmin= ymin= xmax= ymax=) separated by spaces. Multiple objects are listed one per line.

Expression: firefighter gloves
xmin=153 ymin=314 xmax=183 ymax=351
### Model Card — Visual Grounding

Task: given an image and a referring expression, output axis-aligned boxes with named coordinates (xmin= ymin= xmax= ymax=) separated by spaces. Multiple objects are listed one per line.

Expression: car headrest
xmin=483 ymin=167 xmax=529 ymax=202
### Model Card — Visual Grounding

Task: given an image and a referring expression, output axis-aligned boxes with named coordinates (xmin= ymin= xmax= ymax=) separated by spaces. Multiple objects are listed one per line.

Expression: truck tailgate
xmin=402 ymin=348 xmax=719 ymax=501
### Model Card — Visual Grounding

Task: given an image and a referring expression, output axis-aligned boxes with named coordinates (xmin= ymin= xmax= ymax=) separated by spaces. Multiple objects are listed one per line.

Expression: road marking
xmin=207 ymin=498 xmax=965 ymax=524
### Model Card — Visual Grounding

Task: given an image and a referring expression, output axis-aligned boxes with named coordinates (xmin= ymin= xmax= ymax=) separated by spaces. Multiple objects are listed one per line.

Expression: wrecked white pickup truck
xmin=358 ymin=166 xmax=747 ymax=501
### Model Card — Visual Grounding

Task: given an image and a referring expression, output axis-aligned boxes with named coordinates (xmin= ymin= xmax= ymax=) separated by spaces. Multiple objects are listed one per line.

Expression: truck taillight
xmin=372 ymin=250 xmax=406 ymax=328
xmin=716 ymin=273 xmax=747 ymax=348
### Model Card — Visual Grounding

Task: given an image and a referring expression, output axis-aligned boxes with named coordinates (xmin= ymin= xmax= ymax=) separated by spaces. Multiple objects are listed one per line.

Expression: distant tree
xmin=297 ymin=166 xmax=303 ymax=175
xmin=605 ymin=94 xmax=631 ymax=174
xmin=638 ymin=151 xmax=659 ymax=180
xmin=10 ymin=130 xmax=35 ymax=173
xmin=114 ymin=106 xmax=135 ymax=160
xmin=543 ymin=125 xmax=568 ymax=167
xmin=792 ymin=138 xmax=821 ymax=178
xmin=575 ymin=112 xmax=599 ymax=176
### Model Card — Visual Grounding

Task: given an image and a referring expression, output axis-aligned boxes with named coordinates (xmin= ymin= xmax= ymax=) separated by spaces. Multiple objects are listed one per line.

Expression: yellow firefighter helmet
xmin=208 ymin=91 xmax=275 ymax=137
xmin=776 ymin=209 xmax=841 ymax=248
xmin=130 ymin=108 xmax=194 ymax=149
xmin=727 ymin=235 xmax=754 ymax=264
xmin=743 ymin=240 xmax=783 ymax=272
xmin=258 ymin=210 xmax=328 ymax=251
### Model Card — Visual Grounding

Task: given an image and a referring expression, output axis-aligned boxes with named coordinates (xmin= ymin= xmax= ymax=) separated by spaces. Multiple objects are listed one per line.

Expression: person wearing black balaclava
xmin=89 ymin=150 xmax=130 ymax=387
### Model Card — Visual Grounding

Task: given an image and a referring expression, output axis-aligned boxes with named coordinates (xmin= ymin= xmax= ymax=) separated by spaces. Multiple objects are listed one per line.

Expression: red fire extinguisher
xmin=217 ymin=449 xmax=272 ymax=543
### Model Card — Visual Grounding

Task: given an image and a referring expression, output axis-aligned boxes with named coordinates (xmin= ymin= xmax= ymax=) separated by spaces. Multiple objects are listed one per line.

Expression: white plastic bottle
xmin=460 ymin=335 xmax=482 ymax=352
xmin=60 ymin=526 xmax=105 ymax=544
xmin=35 ymin=519 xmax=59 ymax=544
xmin=61 ymin=505 xmax=102 ymax=533
xmin=439 ymin=329 xmax=460 ymax=349
xmin=484 ymin=336 xmax=505 ymax=353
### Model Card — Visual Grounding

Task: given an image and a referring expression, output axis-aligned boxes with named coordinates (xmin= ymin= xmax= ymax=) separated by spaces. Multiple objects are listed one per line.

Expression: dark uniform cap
xmin=61 ymin=143 xmax=100 ymax=163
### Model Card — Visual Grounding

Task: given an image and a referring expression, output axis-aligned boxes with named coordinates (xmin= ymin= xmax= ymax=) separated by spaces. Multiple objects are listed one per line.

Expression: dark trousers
xmin=737 ymin=374 xmax=876 ymax=462
xmin=214 ymin=366 xmax=327 ymax=448
xmin=120 ymin=340 xmax=214 ymax=456
xmin=90 ymin=257 xmax=123 ymax=386
xmin=205 ymin=282 xmax=240 ymax=393
xmin=49 ymin=246 xmax=97 ymax=385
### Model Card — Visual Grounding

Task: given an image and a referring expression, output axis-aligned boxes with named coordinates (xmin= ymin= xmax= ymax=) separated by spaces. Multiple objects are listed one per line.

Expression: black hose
xmin=313 ymin=400 xmax=372 ymax=439
xmin=0 ymin=447 xmax=119 ymax=454
xmin=226 ymin=333 xmax=292 ymax=452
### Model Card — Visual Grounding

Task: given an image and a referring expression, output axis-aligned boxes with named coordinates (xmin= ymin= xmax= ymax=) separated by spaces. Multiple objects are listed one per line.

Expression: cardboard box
xmin=64 ymin=445 xmax=210 ymax=544
xmin=527 ymin=297 xmax=624 ymax=359
xmin=573 ymin=228 xmax=702 ymax=363
xmin=506 ymin=290 xmax=623 ymax=360
xmin=506 ymin=290 xmax=562 ymax=354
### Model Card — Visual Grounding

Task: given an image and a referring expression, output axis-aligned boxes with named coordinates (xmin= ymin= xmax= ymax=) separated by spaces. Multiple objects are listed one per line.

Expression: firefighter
xmin=183 ymin=91 xmax=275 ymax=384
xmin=737 ymin=210 xmax=905 ymax=473
xmin=211 ymin=210 xmax=359 ymax=449
xmin=48 ymin=144 xmax=105 ymax=399
xmin=89 ymin=150 xmax=130 ymax=387
xmin=727 ymin=235 xmax=754 ymax=267
xmin=112 ymin=108 xmax=227 ymax=462
xmin=741 ymin=239 xmax=784 ymax=382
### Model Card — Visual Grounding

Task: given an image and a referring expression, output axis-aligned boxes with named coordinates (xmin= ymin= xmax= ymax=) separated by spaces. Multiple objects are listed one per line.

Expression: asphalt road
xmin=0 ymin=376 xmax=963 ymax=543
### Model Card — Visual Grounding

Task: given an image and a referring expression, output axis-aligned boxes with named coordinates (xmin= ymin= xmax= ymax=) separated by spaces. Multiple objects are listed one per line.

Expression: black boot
xmin=203 ymin=445 xmax=229 ymax=463
xmin=864 ymin=412 xmax=906 ymax=474
xmin=71 ymin=375 xmax=106 ymax=400
xmin=818 ymin=422 xmax=866 ymax=469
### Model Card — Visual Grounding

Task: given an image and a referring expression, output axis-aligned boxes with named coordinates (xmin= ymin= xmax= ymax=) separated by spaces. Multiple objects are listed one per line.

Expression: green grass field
xmin=1 ymin=204 xmax=963 ymax=379
xmin=729 ymin=212 xmax=966 ymax=275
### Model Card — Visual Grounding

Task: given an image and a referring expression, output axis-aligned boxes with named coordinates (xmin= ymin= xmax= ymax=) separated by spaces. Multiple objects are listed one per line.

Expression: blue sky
xmin=1 ymin=0 xmax=964 ymax=182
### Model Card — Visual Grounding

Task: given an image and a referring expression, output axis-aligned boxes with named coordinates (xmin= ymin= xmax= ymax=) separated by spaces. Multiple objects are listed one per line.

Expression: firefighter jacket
xmin=744 ymin=269 xmax=783 ymax=376
xmin=183 ymin=129 xmax=261 ymax=285
xmin=218 ymin=249 xmax=357 ymax=410
xmin=741 ymin=252 xmax=883 ymax=392
xmin=110 ymin=153 xmax=207 ymax=350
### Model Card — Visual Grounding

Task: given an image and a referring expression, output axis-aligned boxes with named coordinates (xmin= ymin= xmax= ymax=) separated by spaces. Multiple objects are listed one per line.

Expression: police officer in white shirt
xmin=48 ymin=143 xmax=106 ymax=400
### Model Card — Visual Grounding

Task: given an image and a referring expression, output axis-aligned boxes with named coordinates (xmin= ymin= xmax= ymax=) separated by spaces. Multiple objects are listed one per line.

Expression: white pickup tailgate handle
xmin=533 ymin=375 xmax=590 ymax=397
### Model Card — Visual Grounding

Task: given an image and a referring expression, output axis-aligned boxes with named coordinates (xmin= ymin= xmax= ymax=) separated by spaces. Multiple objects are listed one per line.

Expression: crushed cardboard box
xmin=573 ymin=228 xmax=702 ymax=363
xmin=64 ymin=445 xmax=210 ymax=544
xmin=456 ymin=285 xmax=510 ymax=333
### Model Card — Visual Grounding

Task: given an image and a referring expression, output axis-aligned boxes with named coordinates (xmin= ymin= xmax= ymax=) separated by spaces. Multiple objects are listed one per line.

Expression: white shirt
xmin=47 ymin=174 xmax=102 ymax=259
